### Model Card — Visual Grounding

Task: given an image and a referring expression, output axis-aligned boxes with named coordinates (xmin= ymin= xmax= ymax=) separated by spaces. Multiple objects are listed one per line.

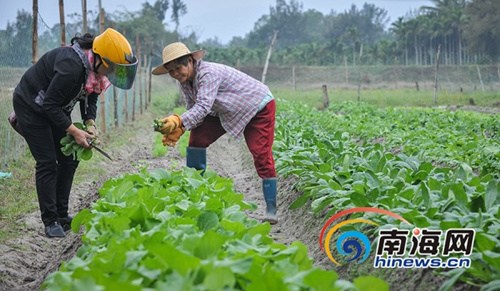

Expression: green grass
xmin=0 ymin=154 xmax=38 ymax=242
xmin=272 ymin=87 xmax=500 ymax=109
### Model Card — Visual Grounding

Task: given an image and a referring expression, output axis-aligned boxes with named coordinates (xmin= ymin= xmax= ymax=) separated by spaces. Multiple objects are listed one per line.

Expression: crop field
xmin=32 ymin=96 xmax=499 ymax=290
xmin=1 ymin=67 xmax=499 ymax=290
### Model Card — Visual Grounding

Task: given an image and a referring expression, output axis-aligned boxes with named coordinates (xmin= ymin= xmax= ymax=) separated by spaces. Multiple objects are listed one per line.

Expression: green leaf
xmin=71 ymin=208 xmax=92 ymax=233
xmin=289 ymin=193 xmax=311 ymax=209
xmin=485 ymin=181 xmax=498 ymax=211
xmin=450 ymin=182 xmax=468 ymax=209
xmin=194 ymin=230 xmax=224 ymax=259
xmin=439 ymin=269 xmax=466 ymax=291
xmin=197 ymin=211 xmax=219 ymax=231
xmin=203 ymin=267 xmax=235 ymax=290
xmin=149 ymin=242 xmax=201 ymax=276
xmin=73 ymin=122 xmax=85 ymax=130
xmin=440 ymin=220 xmax=462 ymax=230
xmin=483 ymin=250 xmax=500 ymax=269
xmin=302 ymin=268 xmax=338 ymax=290
xmin=60 ymin=135 xmax=73 ymax=145
xmin=480 ymin=280 xmax=500 ymax=291
xmin=420 ymin=182 xmax=431 ymax=209
xmin=80 ymin=148 xmax=93 ymax=160
xmin=474 ymin=232 xmax=498 ymax=252
xmin=353 ymin=276 xmax=389 ymax=291
xmin=350 ymin=192 xmax=369 ymax=207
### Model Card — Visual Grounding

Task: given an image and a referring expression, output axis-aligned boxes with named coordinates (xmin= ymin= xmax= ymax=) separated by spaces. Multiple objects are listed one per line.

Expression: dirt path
xmin=0 ymin=122 xmax=312 ymax=291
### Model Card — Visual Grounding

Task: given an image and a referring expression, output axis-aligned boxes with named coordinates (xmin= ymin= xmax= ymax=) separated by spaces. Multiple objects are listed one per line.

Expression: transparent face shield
xmin=102 ymin=56 xmax=138 ymax=90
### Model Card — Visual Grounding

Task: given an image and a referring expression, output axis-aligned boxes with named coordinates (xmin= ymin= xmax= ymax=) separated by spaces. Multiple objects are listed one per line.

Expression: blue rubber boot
xmin=186 ymin=147 xmax=206 ymax=174
xmin=262 ymin=178 xmax=278 ymax=224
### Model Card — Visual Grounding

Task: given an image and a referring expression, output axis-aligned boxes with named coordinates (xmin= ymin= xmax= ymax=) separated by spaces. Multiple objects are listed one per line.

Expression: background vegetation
xmin=1 ymin=0 xmax=499 ymax=68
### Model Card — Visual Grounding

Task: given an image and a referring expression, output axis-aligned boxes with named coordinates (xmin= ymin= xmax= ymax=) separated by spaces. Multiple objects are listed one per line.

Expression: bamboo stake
xmin=261 ymin=30 xmax=278 ymax=84
xmin=98 ymin=0 xmax=106 ymax=133
xmin=476 ymin=65 xmax=485 ymax=92
xmin=321 ymin=84 xmax=329 ymax=110
xmin=113 ymin=86 xmax=118 ymax=127
xmin=146 ymin=50 xmax=152 ymax=108
xmin=433 ymin=45 xmax=441 ymax=105
xmin=81 ymin=0 xmax=87 ymax=33
xmin=58 ymin=0 xmax=66 ymax=45
xmin=357 ymin=44 xmax=363 ymax=102
xmin=136 ymin=34 xmax=143 ymax=115
xmin=32 ymin=0 xmax=38 ymax=63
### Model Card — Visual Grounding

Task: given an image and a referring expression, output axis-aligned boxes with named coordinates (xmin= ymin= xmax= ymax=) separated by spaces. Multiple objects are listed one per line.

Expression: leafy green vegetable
xmin=153 ymin=119 xmax=164 ymax=132
xmin=60 ymin=122 xmax=93 ymax=161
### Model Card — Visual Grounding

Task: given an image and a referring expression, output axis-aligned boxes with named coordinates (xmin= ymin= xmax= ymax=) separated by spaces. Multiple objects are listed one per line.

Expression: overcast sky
xmin=1 ymin=0 xmax=433 ymax=44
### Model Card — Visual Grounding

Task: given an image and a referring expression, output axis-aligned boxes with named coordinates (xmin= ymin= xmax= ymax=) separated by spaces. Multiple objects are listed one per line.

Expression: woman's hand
xmin=66 ymin=124 xmax=92 ymax=148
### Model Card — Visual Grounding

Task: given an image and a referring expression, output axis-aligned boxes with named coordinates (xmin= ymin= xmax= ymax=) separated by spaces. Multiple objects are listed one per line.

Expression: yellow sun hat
xmin=152 ymin=42 xmax=205 ymax=75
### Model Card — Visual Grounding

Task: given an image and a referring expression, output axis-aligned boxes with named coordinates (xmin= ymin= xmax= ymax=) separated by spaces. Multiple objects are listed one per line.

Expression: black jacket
xmin=13 ymin=46 xmax=98 ymax=130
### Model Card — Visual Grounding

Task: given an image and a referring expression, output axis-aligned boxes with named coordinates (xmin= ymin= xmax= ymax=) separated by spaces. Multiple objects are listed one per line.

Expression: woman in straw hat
xmin=11 ymin=28 xmax=138 ymax=238
xmin=152 ymin=42 xmax=278 ymax=224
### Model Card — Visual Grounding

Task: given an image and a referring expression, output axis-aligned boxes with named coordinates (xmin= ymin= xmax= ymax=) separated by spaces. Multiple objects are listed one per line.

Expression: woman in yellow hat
xmin=11 ymin=28 xmax=138 ymax=237
xmin=152 ymin=42 xmax=278 ymax=224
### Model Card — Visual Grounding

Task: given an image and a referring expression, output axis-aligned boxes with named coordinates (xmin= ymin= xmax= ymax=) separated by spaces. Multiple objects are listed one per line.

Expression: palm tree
xmin=422 ymin=0 xmax=467 ymax=65
xmin=171 ymin=0 xmax=187 ymax=35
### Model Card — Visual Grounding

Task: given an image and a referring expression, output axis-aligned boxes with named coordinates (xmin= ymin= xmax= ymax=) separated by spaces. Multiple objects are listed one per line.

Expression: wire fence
xmin=241 ymin=64 xmax=500 ymax=92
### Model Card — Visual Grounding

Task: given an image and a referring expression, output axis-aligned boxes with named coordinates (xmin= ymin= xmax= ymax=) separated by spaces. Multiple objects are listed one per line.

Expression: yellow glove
xmin=162 ymin=127 xmax=185 ymax=147
xmin=85 ymin=119 xmax=98 ymax=139
xmin=159 ymin=114 xmax=182 ymax=135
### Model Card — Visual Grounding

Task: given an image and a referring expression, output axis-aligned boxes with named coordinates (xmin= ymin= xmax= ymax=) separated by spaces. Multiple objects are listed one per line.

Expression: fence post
xmin=113 ymin=86 xmax=118 ymax=127
xmin=98 ymin=2 xmax=106 ymax=133
xmin=262 ymin=30 xmax=278 ymax=84
xmin=344 ymin=55 xmax=348 ymax=86
xmin=32 ymin=0 xmax=38 ymax=63
xmin=136 ymin=34 xmax=143 ymax=115
xmin=124 ymin=90 xmax=128 ymax=123
xmin=321 ymin=84 xmax=329 ymax=110
xmin=433 ymin=45 xmax=441 ymax=105
xmin=476 ymin=65 xmax=485 ymax=92
xmin=58 ymin=0 xmax=66 ymax=46
xmin=148 ymin=48 xmax=153 ymax=106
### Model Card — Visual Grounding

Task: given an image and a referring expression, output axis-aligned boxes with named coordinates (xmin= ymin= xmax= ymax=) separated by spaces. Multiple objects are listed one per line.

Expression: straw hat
xmin=152 ymin=42 xmax=205 ymax=75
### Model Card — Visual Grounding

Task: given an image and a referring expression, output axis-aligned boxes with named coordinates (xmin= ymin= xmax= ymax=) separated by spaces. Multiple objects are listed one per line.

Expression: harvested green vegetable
xmin=153 ymin=118 xmax=164 ymax=132
xmin=60 ymin=122 xmax=93 ymax=161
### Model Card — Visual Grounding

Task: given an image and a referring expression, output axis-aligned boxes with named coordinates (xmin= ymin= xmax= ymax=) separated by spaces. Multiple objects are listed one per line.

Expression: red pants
xmin=189 ymin=100 xmax=276 ymax=178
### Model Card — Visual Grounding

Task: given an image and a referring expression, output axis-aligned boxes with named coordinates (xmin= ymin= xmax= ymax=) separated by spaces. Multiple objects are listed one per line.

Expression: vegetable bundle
xmin=60 ymin=122 xmax=93 ymax=161
xmin=153 ymin=118 xmax=164 ymax=132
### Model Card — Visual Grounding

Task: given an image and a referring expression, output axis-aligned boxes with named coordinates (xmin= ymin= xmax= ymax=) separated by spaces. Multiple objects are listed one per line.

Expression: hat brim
xmin=152 ymin=49 xmax=205 ymax=75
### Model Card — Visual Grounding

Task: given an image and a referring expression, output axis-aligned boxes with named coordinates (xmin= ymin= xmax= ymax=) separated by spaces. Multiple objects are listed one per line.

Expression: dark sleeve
xmin=42 ymin=57 xmax=85 ymax=130
xmin=80 ymin=92 xmax=99 ymax=121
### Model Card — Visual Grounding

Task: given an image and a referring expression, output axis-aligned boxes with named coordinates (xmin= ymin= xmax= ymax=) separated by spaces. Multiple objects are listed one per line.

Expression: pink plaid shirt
xmin=180 ymin=60 xmax=271 ymax=137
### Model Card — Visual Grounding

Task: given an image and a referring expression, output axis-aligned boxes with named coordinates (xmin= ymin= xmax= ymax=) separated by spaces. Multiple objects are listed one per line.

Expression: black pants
xmin=13 ymin=98 xmax=79 ymax=227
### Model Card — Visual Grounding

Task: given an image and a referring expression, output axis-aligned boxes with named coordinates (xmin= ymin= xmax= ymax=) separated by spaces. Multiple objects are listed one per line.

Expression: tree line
xmin=0 ymin=0 xmax=498 ymax=68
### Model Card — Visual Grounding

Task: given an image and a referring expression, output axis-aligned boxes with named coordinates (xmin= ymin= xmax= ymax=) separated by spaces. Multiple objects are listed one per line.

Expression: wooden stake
xmin=32 ymin=0 xmax=38 ymax=63
xmin=476 ymin=65 xmax=485 ymax=92
xmin=98 ymin=0 xmax=106 ymax=133
xmin=58 ymin=0 xmax=66 ymax=45
xmin=262 ymin=30 xmax=278 ymax=84
xmin=82 ymin=0 xmax=87 ymax=33
xmin=321 ymin=84 xmax=329 ymax=110
xmin=433 ymin=45 xmax=441 ymax=105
